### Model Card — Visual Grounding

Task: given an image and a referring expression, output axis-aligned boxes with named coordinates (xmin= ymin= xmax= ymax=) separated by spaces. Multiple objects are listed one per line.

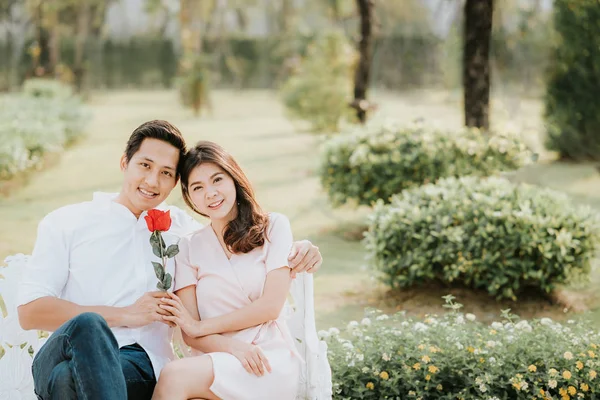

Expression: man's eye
xmin=141 ymin=163 xmax=150 ymax=168
xmin=163 ymin=171 xmax=173 ymax=177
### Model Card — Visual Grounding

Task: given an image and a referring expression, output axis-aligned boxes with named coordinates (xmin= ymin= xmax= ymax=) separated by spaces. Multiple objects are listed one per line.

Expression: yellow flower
xmin=576 ymin=361 xmax=584 ymax=370
xmin=428 ymin=365 xmax=439 ymax=374
xmin=413 ymin=363 xmax=421 ymax=370
xmin=580 ymin=383 xmax=589 ymax=392
xmin=564 ymin=352 xmax=574 ymax=360
xmin=421 ymin=355 xmax=431 ymax=363
xmin=490 ymin=329 xmax=497 ymax=335
xmin=589 ymin=350 xmax=596 ymax=358
xmin=561 ymin=395 xmax=570 ymax=400
xmin=379 ymin=371 xmax=389 ymax=380
xmin=436 ymin=384 xmax=443 ymax=391
xmin=567 ymin=386 xmax=576 ymax=395
xmin=540 ymin=388 xmax=545 ymax=395
xmin=479 ymin=358 xmax=485 ymax=363
xmin=591 ymin=343 xmax=597 ymax=349
xmin=528 ymin=364 xmax=537 ymax=372
xmin=418 ymin=344 xmax=426 ymax=350
xmin=366 ymin=382 xmax=374 ymax=390
xmin=425 ymin=374 xmax=431 ymax=381
xmin=590 ymin=370 xmax=597 ymax=379
xmin=549 ymin=368 xmax=559 ymax=377
xmin=512 ymin=382 xmax=522 ymax=391
xmin=559 ymin=387 xmax=567 ymax=396
xmin=563 ymin=370 xmax=572 ymax=379
xmin=430 ymin=346 xmax=439 ymax=353
xmin=467 ymin=346 xmax=475 ymax=353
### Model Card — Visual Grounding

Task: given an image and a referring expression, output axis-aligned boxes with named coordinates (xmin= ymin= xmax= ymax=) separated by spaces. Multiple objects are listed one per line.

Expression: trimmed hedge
xmin=364 ymin=176 xmax=600 ymax=300
xmin=325 ymin=305 xmax=600 ymax=399
xmin=320 ymin=121 xmax=532 ymax=207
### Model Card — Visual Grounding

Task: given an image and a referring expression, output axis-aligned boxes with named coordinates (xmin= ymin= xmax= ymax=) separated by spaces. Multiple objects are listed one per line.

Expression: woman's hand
xmin=229 ymin=341 xmax=272 ymax=377
xmin=159 ymin=292 xmax=205 ymax=337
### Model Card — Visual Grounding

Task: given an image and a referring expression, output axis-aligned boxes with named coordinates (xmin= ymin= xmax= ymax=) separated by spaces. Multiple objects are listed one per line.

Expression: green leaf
xmin=166 ymin=244 xmax=179 ymax=258
xmin=151 ymin=243 xmax=163 ymax=258
xmin=152 ymin=261 xmax=165 ymax=280
xmin=156 ymin=281 xmax=168 ymax=292
xmin=162 ymin=273 xmax=172 ymax=290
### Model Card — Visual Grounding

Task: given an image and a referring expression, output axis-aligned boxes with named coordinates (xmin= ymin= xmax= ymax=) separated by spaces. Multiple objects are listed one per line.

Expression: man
xmin=17 ymin=120 xmax=323 ymax=400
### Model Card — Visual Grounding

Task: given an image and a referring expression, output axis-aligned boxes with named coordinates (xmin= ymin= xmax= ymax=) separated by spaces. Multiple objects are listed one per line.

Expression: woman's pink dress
xmin=174 ymin=213 xmax=300 ymax=400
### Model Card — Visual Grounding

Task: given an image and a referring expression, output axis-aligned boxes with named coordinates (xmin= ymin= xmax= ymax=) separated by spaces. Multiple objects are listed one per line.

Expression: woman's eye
xmin=141 ymin=163 xmax=150 ymax=168
xmin=162 ymin=171 xmax=173 ymax=177
xmin=214 ymin=177 xmax=222 ymax=183
xmin=192 ymin=186 xmax=202 ymax=191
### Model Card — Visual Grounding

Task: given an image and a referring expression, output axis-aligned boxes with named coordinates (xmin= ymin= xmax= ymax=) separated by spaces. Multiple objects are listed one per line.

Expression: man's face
xmin=117 ymin=138 xmax=180 ymax=217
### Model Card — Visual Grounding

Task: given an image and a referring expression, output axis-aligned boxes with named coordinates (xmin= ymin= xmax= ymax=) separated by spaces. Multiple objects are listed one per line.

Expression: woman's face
xmin=187 ymin=162 xmax=238 ymax=222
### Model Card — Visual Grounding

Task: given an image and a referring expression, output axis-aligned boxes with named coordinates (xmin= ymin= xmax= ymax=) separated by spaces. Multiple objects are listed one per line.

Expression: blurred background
xmin=2 ymin=0 xmax=600 ymax=332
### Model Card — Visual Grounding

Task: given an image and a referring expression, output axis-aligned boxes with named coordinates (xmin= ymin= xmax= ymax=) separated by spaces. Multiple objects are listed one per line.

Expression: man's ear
xmin=120 ymin=154 xmax=128 ymax=171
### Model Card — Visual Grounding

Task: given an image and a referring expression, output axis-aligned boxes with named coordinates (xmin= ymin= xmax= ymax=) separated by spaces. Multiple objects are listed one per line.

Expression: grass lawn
xmin=2 ymin=88 xmax=600 ymax=329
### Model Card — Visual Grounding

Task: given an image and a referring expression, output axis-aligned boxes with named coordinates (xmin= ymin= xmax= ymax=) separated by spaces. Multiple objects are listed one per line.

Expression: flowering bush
xmin=0 ymin=81 xmax=89 ymax=180
xmin=364 ymin=176 xmax=600 ymax=300
xmin=324 ymin=299 xmax=600 ymax=399
xmin=319 ymin=120 xmax=532 ymax=206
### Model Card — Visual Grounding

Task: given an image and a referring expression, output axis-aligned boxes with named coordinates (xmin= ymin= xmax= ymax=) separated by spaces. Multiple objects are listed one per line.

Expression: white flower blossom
xmin=466 ymin=313 xmax=476 ymax=322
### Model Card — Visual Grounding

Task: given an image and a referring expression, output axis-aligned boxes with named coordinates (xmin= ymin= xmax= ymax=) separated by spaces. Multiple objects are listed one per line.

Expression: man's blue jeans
xmin=32 ymin=312 xmax=156 ymax=400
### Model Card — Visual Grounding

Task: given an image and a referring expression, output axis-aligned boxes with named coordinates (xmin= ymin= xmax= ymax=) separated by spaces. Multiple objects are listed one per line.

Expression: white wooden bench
xmin=0 ymin=254 xmax=332 ymax=399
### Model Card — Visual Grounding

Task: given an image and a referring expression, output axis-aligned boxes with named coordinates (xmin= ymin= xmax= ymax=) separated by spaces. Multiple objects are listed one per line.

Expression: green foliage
xmin=22 ymin=77 xmax=73 ymax=99
xmin=364 ymin=176 xmax=600 ymax=301
xmin=279 ymin=31 xmax=357 ymax=132
xmin=320 ymin=121 xmax=532 ymax=207
xmin=0 ymin=79 xmax=89 ymax=179
xmin=544 ymin=0 xmax=600 ymax=160
xmin=325 ymin=305 xmax=600 ymax=399
xmin=177 ymin=53 xmax=211 ymax=115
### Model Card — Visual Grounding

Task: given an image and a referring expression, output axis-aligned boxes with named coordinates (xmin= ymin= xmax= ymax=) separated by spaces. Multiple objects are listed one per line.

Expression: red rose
xmin=144 ymin=209 xmax=172 ymax=232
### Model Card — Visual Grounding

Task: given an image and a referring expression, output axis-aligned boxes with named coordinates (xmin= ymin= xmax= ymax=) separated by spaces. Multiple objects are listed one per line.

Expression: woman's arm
xmin=163 ymin=267 xmax=291 ymax=337
xmin=171 ymin=285 xmax=272 ymax=376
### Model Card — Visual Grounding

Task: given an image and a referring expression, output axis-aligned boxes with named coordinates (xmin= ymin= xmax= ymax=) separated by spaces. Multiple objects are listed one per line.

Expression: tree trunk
xmin=48 ymin=9 xmax=60 ymax=78
xmin=463 ymin=0 xmax=494 ymax=130
xmin=74 ymin=0 xmax=91 ymax=92
xmin=352 ymin=0 xmax=375 ymax=124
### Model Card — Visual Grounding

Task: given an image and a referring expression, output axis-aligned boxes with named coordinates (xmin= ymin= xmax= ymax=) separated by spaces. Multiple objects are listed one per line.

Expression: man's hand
xmin=288 ymin=240 xmax=322 ymax=278
xmin=123 ymin=291 xmax=174 ymax=328
xmin=229 ymin=341 xmax=272 ymax=377
xmin=159 ymin=292 xmax=203 ymax=337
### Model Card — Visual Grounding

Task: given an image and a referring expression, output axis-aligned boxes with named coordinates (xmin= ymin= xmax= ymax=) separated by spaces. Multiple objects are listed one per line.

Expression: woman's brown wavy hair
xmin=181 ymin=141 xmax=269 ymax=254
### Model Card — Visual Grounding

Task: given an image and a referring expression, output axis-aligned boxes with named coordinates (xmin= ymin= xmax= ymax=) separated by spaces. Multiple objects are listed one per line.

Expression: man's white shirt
xmin=17 ymin=192 xmax=202 ymax=377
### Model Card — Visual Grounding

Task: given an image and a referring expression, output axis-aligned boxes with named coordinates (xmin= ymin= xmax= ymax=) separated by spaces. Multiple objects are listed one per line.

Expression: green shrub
xmin=324 ymin=303 xmax=600 ymax=399
xmin=320 ymin=120 xmax=532 ymax=207
xmin=364 ymin=176 xmax=600 ymax=300
xmin=22 ymin=78 xmax=73 ymax=100
xmin=279 ymin=30 xmax=356 ymax=132
xmin=0 ymin=90 xmax=89 ymax=179
xmin=544 ymin=0 xmax=600 ymax=160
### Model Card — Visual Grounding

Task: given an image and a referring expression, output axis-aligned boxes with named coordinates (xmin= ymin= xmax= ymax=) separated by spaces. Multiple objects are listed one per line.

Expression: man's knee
xmin=47 ymin=361 xmax=76 ymax=399
xmin=71 ymin=312 xmax=108 ymax=330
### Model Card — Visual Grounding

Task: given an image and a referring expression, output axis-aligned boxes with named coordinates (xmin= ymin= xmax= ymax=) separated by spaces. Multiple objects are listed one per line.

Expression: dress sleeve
xmin=265 ymin=213 xmax=294 ymax=274
xmin=174 ymin=235 xmax=198 ymax=291
xmin=17 ymin=215 xmax=70 ymax=307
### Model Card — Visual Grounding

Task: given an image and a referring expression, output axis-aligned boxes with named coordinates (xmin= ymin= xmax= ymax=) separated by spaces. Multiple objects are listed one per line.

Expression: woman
xmin=152 ymin=141 xmax=301 ymax=400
